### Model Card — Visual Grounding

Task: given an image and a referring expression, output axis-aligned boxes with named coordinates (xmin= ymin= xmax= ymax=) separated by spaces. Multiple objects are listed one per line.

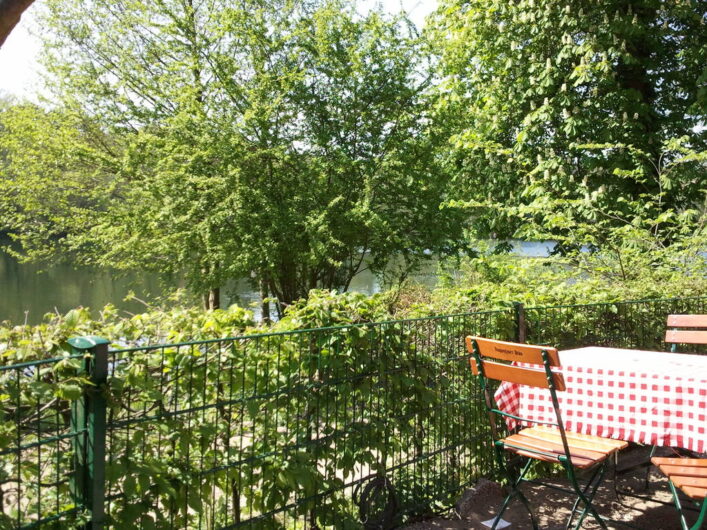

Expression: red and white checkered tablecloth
xmin=494 ymin=347 xmax=707 ymax=454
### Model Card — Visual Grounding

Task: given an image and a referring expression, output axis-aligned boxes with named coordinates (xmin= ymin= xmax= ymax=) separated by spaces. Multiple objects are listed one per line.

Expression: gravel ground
xmin=402 ymin=448 xmax=701 ymax=529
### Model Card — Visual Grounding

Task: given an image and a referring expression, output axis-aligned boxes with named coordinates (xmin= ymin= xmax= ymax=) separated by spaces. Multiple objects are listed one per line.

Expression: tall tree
xmin=429 ymin=0 xmax=706 ymax=240
xmin=0 ymin=101 xmax=114 ymax=259
xmin=2 ymin=0 xmax=468 ymax=310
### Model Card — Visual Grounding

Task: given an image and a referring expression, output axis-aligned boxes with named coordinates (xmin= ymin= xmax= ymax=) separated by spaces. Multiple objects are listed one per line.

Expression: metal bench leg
xmin=565 ymin=461 xmax=609 ymax=530
xmin=566 ymin=462 xmax=605 ymax=530
xmin=693 ymin=501 xmax=707 ymax=530
xmin=643 ymin=444 xmax=657 ymax=491
xmin=491 ymin=448 xmax=538 ymax=530
xmin=668 ymin=480 xmax=707 ymax=530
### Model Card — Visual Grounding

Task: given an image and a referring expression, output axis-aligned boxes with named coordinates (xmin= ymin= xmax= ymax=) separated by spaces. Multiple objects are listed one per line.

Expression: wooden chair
xmin=466 ymin=336 xmax=628 ymax=530
xmin=658 ymin=316 xmax=707 ymax=460
xmin=651 ymin=457 xmax=707 ymax=529
xmin=665 ymin=315 xmax=707 ymax=352
xmin=631 ymin=315 xmax=707 ymax=494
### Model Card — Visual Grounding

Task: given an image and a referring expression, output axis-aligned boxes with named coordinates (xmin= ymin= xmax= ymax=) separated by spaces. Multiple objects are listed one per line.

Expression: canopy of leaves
xmin=428 ymin=0 xmax=706 ymax=240
xmin=0 ymin=0 xmax=470 ymax=309
xmin=0 ymin=101 xmax=116 ymax=261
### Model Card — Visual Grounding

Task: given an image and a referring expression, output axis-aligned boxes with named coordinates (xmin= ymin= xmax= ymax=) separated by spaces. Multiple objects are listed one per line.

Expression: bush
xmin=389 ymin=251 xmax=707 ymax=317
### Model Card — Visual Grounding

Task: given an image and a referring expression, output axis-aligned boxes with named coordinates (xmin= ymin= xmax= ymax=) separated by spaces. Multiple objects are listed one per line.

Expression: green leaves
xmin=54 ymin=382 xmax=83 ymax=401
xmin=429 ymin=0 xmax=706 ymax=242
xmin=0 ymin=1 xmax=472 ymax=309
xmin=0 ymin=102 xmax=113 ymax=265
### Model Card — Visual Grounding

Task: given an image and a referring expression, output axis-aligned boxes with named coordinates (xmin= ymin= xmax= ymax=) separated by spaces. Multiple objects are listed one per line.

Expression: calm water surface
xmin=0 ymin=241 xmax=555 ymax=325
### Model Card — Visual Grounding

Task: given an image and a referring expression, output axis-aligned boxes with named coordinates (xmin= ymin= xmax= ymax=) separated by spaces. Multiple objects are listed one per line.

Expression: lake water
xmin=0 ymin=241 xmax=555 ymax=325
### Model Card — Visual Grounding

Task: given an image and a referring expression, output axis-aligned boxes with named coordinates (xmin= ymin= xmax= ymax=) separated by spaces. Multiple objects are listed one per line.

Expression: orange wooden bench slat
xmin=670 ymin=475 xmax=707 ymax=490
xmin=509 ymin=432 xmax=609 ymax=461
xmin=664 ymin=329 xmax=707 ymax=345
xmin=666 ymin=314 xmax=707 ymax=328
xmin=501 ymin=437 xmax=600 ymax=469
xmin=657 ymin=465 xmax=707 ymax=478
xmin=502 ymin=426 xmax=624 ymax=470
xmin=680 ymin=486 xmax=707 ymax=500
xmin=652 ymin=458 xmax=707 ymax=468
xmin=502 ymin=438 xmax=597 ymax=468
xmin=466 ymin=336 xmax=561 ymax=366
xmin=520 ymin=426 xmax=627 ymax=453
xmin=470 ymin=359 xmax=566 ymax=391
xmin=532 ymin=425 xmax=627 ymax=447
xmin=511 ymin=448 xmax=597 ymax=469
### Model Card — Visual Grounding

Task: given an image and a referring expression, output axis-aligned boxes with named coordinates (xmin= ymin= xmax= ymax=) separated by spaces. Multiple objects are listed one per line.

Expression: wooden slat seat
xmin=502 ymin=426 xmax=628 ymax=469
xmin=652 ymin=457 xmax=707 ymax=500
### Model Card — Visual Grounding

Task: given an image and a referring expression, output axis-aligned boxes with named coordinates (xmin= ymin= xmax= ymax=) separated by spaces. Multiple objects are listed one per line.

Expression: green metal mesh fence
xmin=102 ymin=309 xmax=510 ymax=528
xmin=0 ymin=354 xmax=87 ymax=528
xmin=524 ymin=296 xmax=707 ymax=351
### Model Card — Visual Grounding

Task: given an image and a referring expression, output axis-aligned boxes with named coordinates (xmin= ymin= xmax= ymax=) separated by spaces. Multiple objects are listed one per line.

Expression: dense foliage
xmin=1 ymin=0 xmax=470 ymax=312
xmin=2 ymin=286 xmax=706 ymax=527
xmin=0 ymin=100 xmax=113 ymax=261
xmin=1 ymin=0 xmax=705 ymax=313
xmin=429 ymin=0 xmax=706 ymax=239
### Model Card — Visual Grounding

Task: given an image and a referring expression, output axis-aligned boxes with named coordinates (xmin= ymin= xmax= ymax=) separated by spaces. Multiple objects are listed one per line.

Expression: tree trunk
xmin=203 ymin=287 xmax=220 ymax=310
xmin=209 ymin=287 xmax=220 ymax=310
xmin=614 ymin=3 xmax=660 ymax=172
xmin=260 ymin=277 xmax=270 ymax=323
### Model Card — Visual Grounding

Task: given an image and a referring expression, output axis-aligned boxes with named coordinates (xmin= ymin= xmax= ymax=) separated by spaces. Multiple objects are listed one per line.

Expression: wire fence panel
xmin=1 ymin=296 xmax=705 ymax=528
xmin=524 ymin=296 xmax=707 ymax=352
xmin=102 ymin=310 xmax=511 ymax=529
xmin=0 ymin=355 xmax=87 ymax=529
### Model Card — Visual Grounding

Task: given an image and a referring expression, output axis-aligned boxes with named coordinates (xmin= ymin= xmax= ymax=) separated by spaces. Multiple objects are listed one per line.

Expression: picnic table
xmin=495 ymin=346 xmax=707 ymax=454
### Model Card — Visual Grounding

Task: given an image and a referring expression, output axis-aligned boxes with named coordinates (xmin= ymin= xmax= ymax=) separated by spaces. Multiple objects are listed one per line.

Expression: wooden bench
xmin=651 ymin=317 xmax=707 ymax=528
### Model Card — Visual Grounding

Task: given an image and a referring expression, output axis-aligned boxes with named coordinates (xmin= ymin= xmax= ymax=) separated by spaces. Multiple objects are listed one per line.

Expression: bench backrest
xmin=465 ymin=336 xmax=565 ymax=391
xmin=665 ymin=315 xmax=707 ymax=351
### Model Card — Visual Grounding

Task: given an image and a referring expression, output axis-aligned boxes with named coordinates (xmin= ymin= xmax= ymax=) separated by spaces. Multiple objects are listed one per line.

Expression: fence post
xmin=513 ymin=302 xmax=526 ymax=343
xmin=69 ymin=336 xmax=109 ymax=529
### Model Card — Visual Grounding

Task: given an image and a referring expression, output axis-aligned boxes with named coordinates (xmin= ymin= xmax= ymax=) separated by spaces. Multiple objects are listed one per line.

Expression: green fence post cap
xmin=68 ymin=336 xmax=111 ymax=350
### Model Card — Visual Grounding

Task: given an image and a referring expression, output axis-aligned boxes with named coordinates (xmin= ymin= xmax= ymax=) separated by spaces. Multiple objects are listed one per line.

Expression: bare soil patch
xmin=402 ymin=448 xmax=701 ymax=529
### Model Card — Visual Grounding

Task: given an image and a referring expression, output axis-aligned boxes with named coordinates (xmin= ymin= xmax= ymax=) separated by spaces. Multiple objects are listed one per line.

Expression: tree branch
xmin=0 ymin=0 xmax=34 ymax=48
